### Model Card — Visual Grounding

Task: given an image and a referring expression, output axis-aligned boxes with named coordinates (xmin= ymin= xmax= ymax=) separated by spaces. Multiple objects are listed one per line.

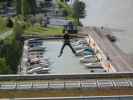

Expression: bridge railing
xmin=0 ymin=73 xmax=133 ymax=81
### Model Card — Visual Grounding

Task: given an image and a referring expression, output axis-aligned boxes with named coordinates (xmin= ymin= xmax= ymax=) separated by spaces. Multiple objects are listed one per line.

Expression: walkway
xmin=81 ymin=27 xmax=133 ymax=72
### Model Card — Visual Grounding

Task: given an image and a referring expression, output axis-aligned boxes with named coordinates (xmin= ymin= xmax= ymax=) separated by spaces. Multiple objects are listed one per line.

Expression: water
xmin=80 ymin=0 xmax=133 ymax=54
xmin=43 ymin=40 xmax=91 ymax=74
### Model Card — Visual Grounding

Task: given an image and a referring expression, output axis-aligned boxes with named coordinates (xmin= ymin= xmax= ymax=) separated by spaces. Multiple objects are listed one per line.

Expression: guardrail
xmin=0 ymin=73 xmax=133 ymax=81
xmin=15 ymin=96 xmax=133 ymax=100
xmin=0 ymin=77 xmax=133 ymax=90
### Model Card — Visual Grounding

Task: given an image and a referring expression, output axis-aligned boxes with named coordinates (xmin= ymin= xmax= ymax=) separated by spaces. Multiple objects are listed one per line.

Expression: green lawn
xmin=24 ymin=25 xmax=64 ymax=37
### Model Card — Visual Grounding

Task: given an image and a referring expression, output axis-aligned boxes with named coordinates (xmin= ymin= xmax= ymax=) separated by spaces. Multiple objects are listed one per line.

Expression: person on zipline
xmin=58 ymin=32 xmax=76 ymax=57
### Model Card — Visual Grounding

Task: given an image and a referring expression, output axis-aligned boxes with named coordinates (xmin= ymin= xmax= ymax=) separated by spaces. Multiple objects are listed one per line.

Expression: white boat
xmin=80 ymin=55 xmax=95 ymax=60
xmin=28 ymin=62 xmax=49 ymax=69
xmin=28 ymin=38 xmax=43 ymax=46
xmin=83 ymin=55 xmax=95 ymax=58
xmin=76 ymin=49 xmax=93 ymax=56
xmin=27 ymin=67 xmax=42 ymax=74
xmin=28 ymin=38 xmax=43 ymax=43
xmin=36 ymin=68 xmax=50 ymax=74
xmin=84 ymin=63 xmax=102 ymax=69
xmin=73 ymin=45 xmax=88 ymax=51
xmin=28 ymin=46 xmax=46 ymax=52
xmin=29 ymin=51 xmax=44 ymax=56
xmin=71 ymin=39 xmax=87 ymax=45
xmin=80 ymin=57 xmax=98 ymax=63
xmin=27 ymin=67 xmax=49 ymax=74
xmin=28 ymin=53 xmax=44 ymax=58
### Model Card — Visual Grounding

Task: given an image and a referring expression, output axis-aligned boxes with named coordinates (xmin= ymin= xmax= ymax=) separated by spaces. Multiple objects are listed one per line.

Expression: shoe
xmin=74 ymin=52 xmax=78 ymax=56
xmin=58 ymin=55 xmax=61 ymax=57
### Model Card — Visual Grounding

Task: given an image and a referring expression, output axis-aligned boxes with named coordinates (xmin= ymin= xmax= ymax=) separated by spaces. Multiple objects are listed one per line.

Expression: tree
xmin=21 ymin=0 xmax=31 ymax=16
xmin=73 ymin=0 xmax=85 ymax=25
xmin=29 ymin=0 xmax=36 ymax=15
xmin=16 ymin=0 xmax=22 ymax=14
xmin=73 ymin=0 xmax=86 ymax=18
xmin=16 ymin=0 xmax=37 ymax=16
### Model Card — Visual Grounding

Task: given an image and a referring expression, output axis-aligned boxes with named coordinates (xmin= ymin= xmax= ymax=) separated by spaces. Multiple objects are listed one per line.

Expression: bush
xmin=13 ymin=21 xmax=25 ymax=40
xmin=0 ymin=58 xmax=11 ymax=74
xmin=0 ymin=20 xmax=24 ymax=74
xmin=6 ymin=17 xmax=14 ymax=28
xmin=0 ymin=34 xmax=23 ymax=74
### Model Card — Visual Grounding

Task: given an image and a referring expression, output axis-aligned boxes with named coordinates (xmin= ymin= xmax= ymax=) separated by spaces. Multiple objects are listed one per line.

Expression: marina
xmin=20 ymin=37 xmax=106 ymax=75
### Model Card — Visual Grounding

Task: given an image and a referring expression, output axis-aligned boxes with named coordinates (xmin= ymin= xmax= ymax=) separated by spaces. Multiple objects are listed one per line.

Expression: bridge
xmin=0 ymin=73 xmax=133 ymax=98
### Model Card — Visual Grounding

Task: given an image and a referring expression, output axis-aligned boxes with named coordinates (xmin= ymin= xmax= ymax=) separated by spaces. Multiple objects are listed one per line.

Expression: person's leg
xmin=58 ymin=43 xmax=66 ymax=57
xmin=67 ymin=43 xmax=76 ymax=54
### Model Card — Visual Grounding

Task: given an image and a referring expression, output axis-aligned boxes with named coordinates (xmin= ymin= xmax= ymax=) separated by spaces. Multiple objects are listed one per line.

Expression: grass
xmin=24 ymin=25 xmax=64 ymax=37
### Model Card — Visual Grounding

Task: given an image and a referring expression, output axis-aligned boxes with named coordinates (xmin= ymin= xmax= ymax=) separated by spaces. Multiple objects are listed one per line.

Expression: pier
xmin=81 ymin=26 xmax=133 ymax=72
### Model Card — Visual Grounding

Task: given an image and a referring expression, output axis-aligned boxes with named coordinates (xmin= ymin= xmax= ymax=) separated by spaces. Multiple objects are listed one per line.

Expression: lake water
xmin=80 ymin=0 xmax=133 ymax=54
xmin=43 ymin=40 xmax=91 ymax=74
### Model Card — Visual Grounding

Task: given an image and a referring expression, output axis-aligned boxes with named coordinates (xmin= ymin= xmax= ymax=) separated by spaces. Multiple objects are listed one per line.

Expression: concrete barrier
xmin=0 ymin=73 xmax=133 ymax=81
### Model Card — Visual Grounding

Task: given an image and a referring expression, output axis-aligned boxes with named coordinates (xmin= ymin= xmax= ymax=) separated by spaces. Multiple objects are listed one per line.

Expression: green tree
xmin=16 ymin=0 xmax=36 ymax=16
xmin=16 ymin=0 xmax=22 ymax=14
xmin=73 ymin=0 xmax=85 ymax=25
xmin=21 ymin=0 xmax=31 ymax=16
xmin=73 ymin=0 xmax=86 ymax=18
xmin=29 ymin=0 xmax=36 ymax=15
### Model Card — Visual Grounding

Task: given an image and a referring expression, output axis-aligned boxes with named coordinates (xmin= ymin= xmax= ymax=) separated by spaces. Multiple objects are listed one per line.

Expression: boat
xmin=84 ymin=62 xmax=102 ymax=69
xmin=28 ymin=46 xmax=46 ymax=52
xmin=28 ymin=38 xmax=43 ymax=43
xmin=106 ymin=34 xmax=117 ymax=42
xmin=36 ymin=68 xmax=50 ymax=74
xmin=28 ymin=38 xmax=43 ymax=46
xmin=76 ymin=48 xmax=94 ymax=56
xmin=27 ymin=67 xmax=42 ymax=74
xmin=71 ymin=40 xmax=88 ymax=46
xmin=27 ymin=67 xmax=49 ymax=74
xmin=28 ymin=52 xmax=44 ymax=58
xmin=80 ymin=55 xmax=95 ymax=60
xmin=80 ymin=57 xmax=98 ymax=63
xmin=28 ymin=62 xmax=49 ymax=70
xmin=90 ymin=69 xmax=106 ymax=73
